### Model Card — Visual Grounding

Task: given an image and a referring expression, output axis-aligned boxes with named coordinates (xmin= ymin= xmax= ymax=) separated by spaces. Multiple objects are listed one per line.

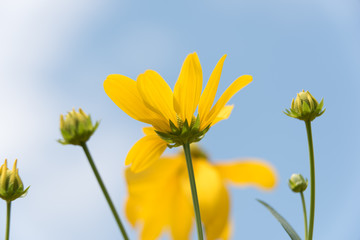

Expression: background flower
xmin=125 ymin=145 xmax=277 ymax=240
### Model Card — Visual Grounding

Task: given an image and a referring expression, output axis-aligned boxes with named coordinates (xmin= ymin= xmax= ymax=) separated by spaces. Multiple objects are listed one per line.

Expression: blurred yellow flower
xmin=125 ymin=144 xmax=277 ymax=240
xmin=104 ymin=53 xmax=252 ymax=172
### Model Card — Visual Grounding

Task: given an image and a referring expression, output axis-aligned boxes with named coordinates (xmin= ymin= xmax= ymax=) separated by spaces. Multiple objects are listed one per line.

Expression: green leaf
xmin=257 ymin=199 xmax=302 ymax=240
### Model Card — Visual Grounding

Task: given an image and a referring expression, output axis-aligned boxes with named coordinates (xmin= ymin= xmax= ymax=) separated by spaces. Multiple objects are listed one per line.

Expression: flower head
xmin=125 ymin=145 xmax=277 ymax=240
xmin=59 ymin=108 xmax=99 ymax=146
xmin=284 ymin=90 xmax=325 ymax=122
xmin=0 ymin=159 xmax=29 ymax=202
xmin=104 ymin=53 xmax=252 ymax=172
xmin=288 ymin=173 xmax=308 ymax=193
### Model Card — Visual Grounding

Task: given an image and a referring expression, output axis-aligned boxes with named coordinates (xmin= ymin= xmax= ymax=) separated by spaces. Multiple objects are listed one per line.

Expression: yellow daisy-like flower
xmin=125 ymin=144 xmax=277 ymax=240
xmin=104 ymin=53 xmax=252 ymax=172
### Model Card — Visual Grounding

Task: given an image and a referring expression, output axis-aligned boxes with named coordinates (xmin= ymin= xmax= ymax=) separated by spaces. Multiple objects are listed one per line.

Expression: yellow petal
xmin=204 ymin=185 xmax=230 ymax=240
xmin=198 ymin=55 xmax=226 ymax=125
xmin=104 ymin=74 xmax=169 ymax=131
xmin=125 ymin=156 xmax=182 ymax=196
xmin=126 ymin=135 xmax=167 ymax=173
xmin=140 ymin=188 xmax=172 ymax=240
xmin=137 ymin=70 xmax=178 ymax=125
xmin=180 ymin=159 xmax=230 ymax=240
xmin=215 ymin=160 xmax=277 ymax=190
xmin=142 ymin=127 xmax=156 ymax=136
xmin=208 ymin=105 xmax=234 ymax=128
xmin=125 ymin=158 xmax=182 ymax=240
xmin=173 ymin=52 xmax=203 ymax=122
xmin=219 ymin=221 xmax=232 ymax=240
xmin=170 ymin=180 xmax=194 ymax=240
xmin=140 ymin=185 xmax=172 ymax=240
xmin=203 ymin=75 xmax=252 ymax=128
xmin=125 ymin=197 xmax=138 ymax=227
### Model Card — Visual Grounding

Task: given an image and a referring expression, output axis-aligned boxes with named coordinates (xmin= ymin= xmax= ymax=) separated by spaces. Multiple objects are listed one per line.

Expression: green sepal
xmin=191 ymin=115 xmax=201 ymax=132
xmin=302 ymin=101 xmax=311 ymax=114
xmin=156 ymin=115 xmax=211 ymax=147
xmin=169 ymin=120 xmax=179 ymax=134
xmin=317 ymin=98 xmax=324 ymax=111
xmin=181 ymin=119 xmax=190 ymax=135
xmin=257 ymin=199 xmax=301 ymax=240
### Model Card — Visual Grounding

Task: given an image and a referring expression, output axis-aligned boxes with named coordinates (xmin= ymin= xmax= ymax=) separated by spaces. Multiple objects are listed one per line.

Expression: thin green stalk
xmin=305 ymin=121 xmax=315 ymax=240
xmin=5 ymin=202 xmax=11 ymax=240
xmin=183 ymin=143 xmax=204 ymax=240
xmin=81 ymin=143 xmax=129 ymax=240
xmin=300 ymin=192 xmax=308 ymax=240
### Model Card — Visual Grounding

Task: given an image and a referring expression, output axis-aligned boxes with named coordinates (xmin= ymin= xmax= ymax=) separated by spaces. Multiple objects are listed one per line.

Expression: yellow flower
xmin=104 ymin=53 xmax=252 ymax=172
xmin=125 ymin=144 xmax=277 ymax=240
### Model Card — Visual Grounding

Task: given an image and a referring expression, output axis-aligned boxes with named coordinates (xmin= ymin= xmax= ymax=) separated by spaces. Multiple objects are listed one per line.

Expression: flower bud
xmin=0 ymin=159 xmax=29 ymax=202
xmin=284 ymin=90 xmax=325 ymax=122
xmin=288 ymin=173 xmax=308 ymax=193
xmin=59 ymin=108 xmax=99 ymax=146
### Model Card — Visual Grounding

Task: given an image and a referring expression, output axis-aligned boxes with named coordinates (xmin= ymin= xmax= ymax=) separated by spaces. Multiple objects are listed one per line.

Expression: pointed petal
xmin=205 ymin=105 xmax=233 ymax=129
xmin=215 ymin=160 xmax=277 ymax=190
xmin=137 ymin=70 xmax=178 ymax=125
xmin=104 ymin=74 xmax=169 ymax=131
xmin=173 ymin=52 xmax=203 ymax=122
xmin=203 ymin=75 xmax=252 ymax=127
xmin=198 ymin=55 xmax=226 ymax=124
xmin=126 ymin=135 xmax=167 ymax=173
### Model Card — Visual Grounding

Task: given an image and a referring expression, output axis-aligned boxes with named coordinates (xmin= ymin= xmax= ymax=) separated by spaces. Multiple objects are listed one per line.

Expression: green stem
xmin=183 ymin=143 xmax=204 ymax=240
xmin=5 ymin=202 xmax=11 ymax=240
xmin=81 ymin=143 xmax=129 ymax=240
xmin=305 ymin=121 xmax=315 ymax=240
xmin=300 ymin=192 xmax=308 ymax=240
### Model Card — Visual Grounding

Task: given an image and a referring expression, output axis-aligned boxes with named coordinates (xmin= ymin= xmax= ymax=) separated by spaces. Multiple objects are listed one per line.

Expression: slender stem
xmin=305 ymin=121 xmax=315 ymax=240
xmin=81 ymin=143 xmax=129 ymax=240
xmin=300 ymin=192 xmax=308 ymax=240
xmin=183 ymin=143 xmax=204 ymax=240
xmin=5 ymin=202 xmax=11 ymax=240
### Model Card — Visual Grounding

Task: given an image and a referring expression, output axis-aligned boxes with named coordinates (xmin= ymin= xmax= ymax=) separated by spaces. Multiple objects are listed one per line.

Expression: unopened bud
xmin=284 ymin=90 xmax=325 ymax=122
xmin=288 ymin=173 xmax=308 ymax=193
xmin=0 ymin=159 xmax=29 ymax=202
xmin=59 ymin=108 xmax=99 ymax=146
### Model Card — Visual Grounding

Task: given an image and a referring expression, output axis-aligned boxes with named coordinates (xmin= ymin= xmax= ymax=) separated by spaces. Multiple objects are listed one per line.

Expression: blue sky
xmin=0 ymin=0 xmax=359 ymax=239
